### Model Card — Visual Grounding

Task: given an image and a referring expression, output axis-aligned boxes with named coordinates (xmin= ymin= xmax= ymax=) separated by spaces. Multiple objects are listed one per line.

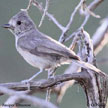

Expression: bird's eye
xmin=17 ymin=21 xmax=21 ymax=25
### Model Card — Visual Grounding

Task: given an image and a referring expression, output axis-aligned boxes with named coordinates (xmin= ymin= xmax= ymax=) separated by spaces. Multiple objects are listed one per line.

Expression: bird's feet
xmin=21 ymin=79 xmax=32 ymax=84
xmin=21 ymin=79 xmax=33 ymax=91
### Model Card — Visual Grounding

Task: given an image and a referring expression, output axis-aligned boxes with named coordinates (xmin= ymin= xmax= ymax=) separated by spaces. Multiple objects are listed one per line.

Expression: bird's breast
xmin=16 ymin=46 xmax=57 ymax=70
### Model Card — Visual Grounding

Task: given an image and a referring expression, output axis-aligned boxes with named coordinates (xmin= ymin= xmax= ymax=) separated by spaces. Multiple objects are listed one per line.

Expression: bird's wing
xmin=17 ymin=30 xmax=79 ymax=60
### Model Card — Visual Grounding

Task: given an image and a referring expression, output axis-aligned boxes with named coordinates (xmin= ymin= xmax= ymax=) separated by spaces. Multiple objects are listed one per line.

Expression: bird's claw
xmin=21 ymin=79 xmax=31 ymax=83
xmin=21 ymin=79 xmax=32 ymax=91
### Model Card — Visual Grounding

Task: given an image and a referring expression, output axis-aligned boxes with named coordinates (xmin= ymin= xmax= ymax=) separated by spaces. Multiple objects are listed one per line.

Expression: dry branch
xmin=0 ymin=72 xmax=108 ymax=108
xmin=38 ymin=0 xmax=50 ymax=27
xmin=53 ymin=0 xmax=107 ymax=104
xmin=0 ymin=73 xmax=84 ymax=95
xmin=31 ymin=0 xmax=65 ymax=31
xmin=92 ymin=17 xmax=108 ymax=55
xmin=0 ymin=86 xmax=58 ymax=108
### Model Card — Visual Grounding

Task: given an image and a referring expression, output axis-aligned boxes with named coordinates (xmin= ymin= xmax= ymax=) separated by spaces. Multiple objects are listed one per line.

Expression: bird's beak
xmin=1 ymin=24 xmax=14 ymax=30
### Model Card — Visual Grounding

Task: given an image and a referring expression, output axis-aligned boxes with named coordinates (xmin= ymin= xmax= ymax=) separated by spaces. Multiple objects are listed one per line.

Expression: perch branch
xmin=56 ymin=23 xmax=108 ymax=104
xmin=55 ymin=0 xmax=105 ymax=101
xmin=0 ymin=71 xmax=107 ymax=108
xmin=0 ymin=73 xmax=84 ymax=96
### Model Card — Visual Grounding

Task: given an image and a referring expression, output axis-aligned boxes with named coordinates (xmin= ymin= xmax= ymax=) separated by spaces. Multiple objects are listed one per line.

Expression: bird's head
xmin=2 ymin=10 xmax=36 ymax=36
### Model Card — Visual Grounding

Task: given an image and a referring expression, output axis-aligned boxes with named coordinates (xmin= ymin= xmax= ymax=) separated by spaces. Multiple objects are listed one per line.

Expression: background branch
xmin=0 ymin=86 xmax=58 ymax=108
xmin=93 ymin=17 xmax=108 ymax=55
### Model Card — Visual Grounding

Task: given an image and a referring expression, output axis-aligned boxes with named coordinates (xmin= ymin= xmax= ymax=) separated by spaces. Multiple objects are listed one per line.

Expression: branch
xmin=59 ymin=0 xmax=85 ymax=43
xmin=56 ymin=20 xmax=108 ymax=105
xmin=92 ymin=17 xmax=108 ymax=55
xmin=88 ymin=0 xmax=104 ymax=11
xmin=66 ymin=0 xmax=104 ymax=42
xmin=0 ymin=86 xmax=58 ymax=108
xmin=0 ymin=73 xmax=84 ymax=96
xmin=55 ymin=0 xmax=106 ymax=102
xmin=38 ymin=0 xmax=50 ymax=27
xmin=0 ymin=71 xmax=108 ymax=108
xmin=32 ymin=0 xmax=65 ymax=31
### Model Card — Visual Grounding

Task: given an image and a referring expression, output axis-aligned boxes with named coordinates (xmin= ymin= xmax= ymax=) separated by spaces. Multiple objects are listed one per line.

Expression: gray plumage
xmin=17 ymin=29 xmax=79 ymax=66
xmin=3 ymin=10 xmax=103 ymax=82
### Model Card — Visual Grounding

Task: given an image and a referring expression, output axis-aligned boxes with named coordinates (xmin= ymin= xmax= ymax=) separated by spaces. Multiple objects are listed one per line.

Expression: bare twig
xmin=80 ymin=0 xmax=103 ymax=28
xmin=56 ymin=22 xmax=108 ymax=104
xmin=59 ymin=0 xmax=85 ymax=43
xmin=79 ymin=1 xmax=100 ymax=19
xmin=66 ymin=0 xmax=104 ymax=42
xmin=38 ymin=0 xmax=50 ymax=27
xmin=0 ymin=86 xmax=58 ymax=108
xmin=88 ymin=0 xmax=104 ymax=11
xmin=46 ymin=68 xmax=56 ymax=102
xmin=92 ymin=17 xmax=108 ymax=55
xmin=32 ymin=0 xmax=65 ymax=31
xmin=26 ymin=0 xmax=33 ymax=11
xmin=2 ymin=96 xmax=20 ymax=108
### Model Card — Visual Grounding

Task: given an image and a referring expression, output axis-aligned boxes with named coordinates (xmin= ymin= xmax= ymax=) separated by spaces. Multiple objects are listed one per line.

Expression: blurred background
xmin=0 ymin=0 xmax=108 ymax=108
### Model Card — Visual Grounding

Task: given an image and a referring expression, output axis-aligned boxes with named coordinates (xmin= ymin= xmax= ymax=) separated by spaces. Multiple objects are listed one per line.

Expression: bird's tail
xmin=72 ymin=59 xmax=107 ymax=77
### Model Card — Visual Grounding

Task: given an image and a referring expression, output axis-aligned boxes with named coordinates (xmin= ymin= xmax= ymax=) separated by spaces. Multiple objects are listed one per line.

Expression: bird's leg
xmin=46 ymin=68 xmax=56 ymax=101
xmin=21 ymin=69 xmax=43 ymax=90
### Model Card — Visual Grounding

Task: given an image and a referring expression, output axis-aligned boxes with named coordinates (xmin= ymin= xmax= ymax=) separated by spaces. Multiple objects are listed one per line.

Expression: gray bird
xmin=2 ymin=10 xmax=103 ymax=82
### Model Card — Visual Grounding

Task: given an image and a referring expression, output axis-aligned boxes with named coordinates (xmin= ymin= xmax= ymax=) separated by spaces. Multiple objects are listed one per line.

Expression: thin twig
xmin=32 ymin=0 xmax=65 ymax=31
xmin=26 ymin=0 xmax=33 ymax=11
xmin=92 ymin=17 xmax=108 ymax=55
xmin=88 ymin=0 xmax=104 ymax=11
xmin=59 ymin=0 xmax=85 ymax=43
xmin=66 ymin=0 xmax=104 ymax=42
xmin=38 ymin=0 xmax=50 ymax=27
xmin=0 ymin=86 xmax=58 ymax=108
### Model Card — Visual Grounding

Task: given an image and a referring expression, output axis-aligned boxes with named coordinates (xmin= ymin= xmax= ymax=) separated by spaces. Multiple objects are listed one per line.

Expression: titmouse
xmin=2 ymin=10 xmax=103 ymax=82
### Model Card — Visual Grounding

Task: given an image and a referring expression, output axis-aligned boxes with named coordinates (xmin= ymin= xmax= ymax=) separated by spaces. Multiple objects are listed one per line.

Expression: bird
xmin=2 ymin=10 xmax=104 ymax=83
